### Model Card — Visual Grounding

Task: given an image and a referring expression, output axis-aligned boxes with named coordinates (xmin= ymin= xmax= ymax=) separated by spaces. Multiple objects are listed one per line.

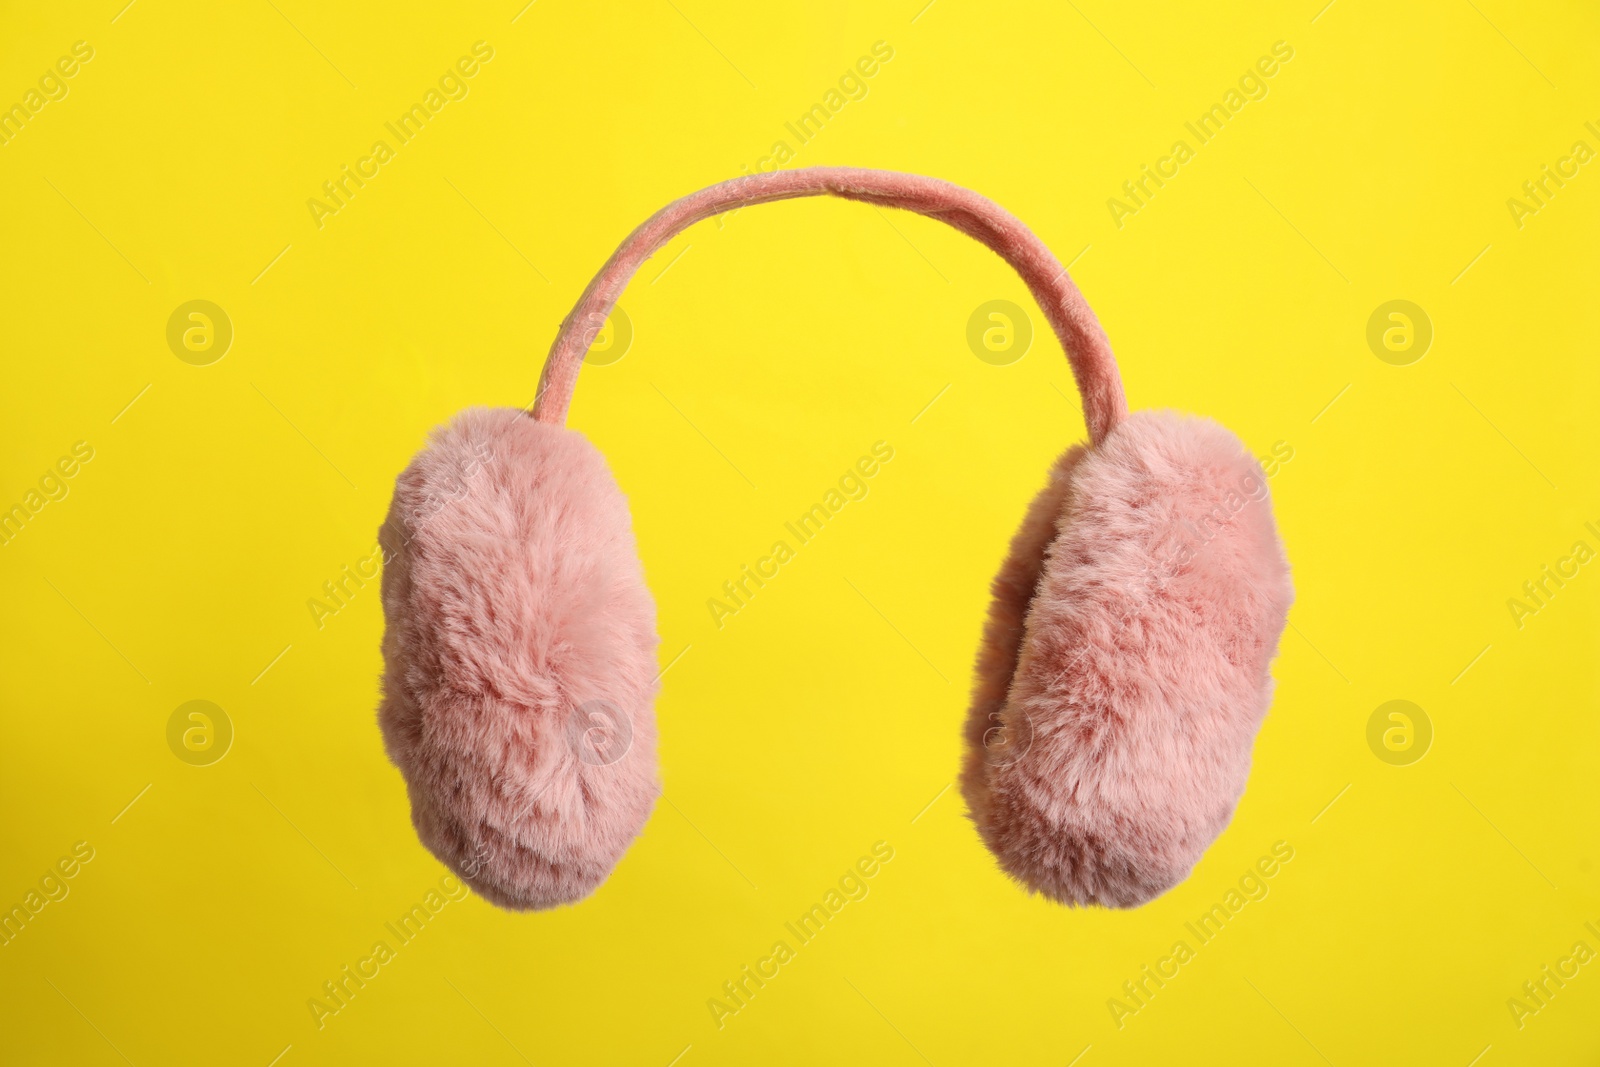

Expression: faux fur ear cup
xmin=377 ymin=407 xmax=660 ymax=911
xmin=962 ymin=411 xmax=1293 ymax=908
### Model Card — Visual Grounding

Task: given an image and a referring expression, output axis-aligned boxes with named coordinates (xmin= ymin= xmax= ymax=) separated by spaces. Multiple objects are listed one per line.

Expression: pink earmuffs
xmin=377 ymin=167 xmax=1293 ymax=912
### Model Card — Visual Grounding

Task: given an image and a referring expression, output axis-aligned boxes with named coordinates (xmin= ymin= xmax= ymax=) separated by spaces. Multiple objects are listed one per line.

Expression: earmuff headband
xmin=379 ymin=165 xmax=1293 ymax=913
xmin=531 ymin=167 xmax=1128 ymax=446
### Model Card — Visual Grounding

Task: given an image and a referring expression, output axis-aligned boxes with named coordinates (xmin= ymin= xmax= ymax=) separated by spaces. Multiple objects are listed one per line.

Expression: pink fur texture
xmin=963 ymin=411 xmax=1292 ymax=907
xmin=378 ymin=407 xmax=660 ymax=910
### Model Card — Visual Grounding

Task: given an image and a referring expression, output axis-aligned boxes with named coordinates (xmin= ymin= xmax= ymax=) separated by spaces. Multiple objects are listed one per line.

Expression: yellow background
xmin=2 ymin=0 xmax=1597 ymax=1063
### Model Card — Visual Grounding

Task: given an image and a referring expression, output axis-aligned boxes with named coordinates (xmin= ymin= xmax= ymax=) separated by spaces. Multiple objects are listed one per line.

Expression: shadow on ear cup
xmin=377 ymin=407 xmax=660 ymax=910
xmin=963 ymin=442 xmax=1087 ymax=828
xmin=962 ymin=411 xmax=1293 ymax=907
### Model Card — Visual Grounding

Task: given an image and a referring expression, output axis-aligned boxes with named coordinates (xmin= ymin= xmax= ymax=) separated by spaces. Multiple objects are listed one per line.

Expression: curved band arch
xmin=532 ymin=167 xmax=1128 ymax=446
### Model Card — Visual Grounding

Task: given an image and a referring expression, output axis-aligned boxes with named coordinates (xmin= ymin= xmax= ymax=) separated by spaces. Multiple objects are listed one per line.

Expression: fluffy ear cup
xmin=962 ymin=411 xmax=1293 ymax=908
xmin=377 ymin=407 xmax=660 ymax=910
